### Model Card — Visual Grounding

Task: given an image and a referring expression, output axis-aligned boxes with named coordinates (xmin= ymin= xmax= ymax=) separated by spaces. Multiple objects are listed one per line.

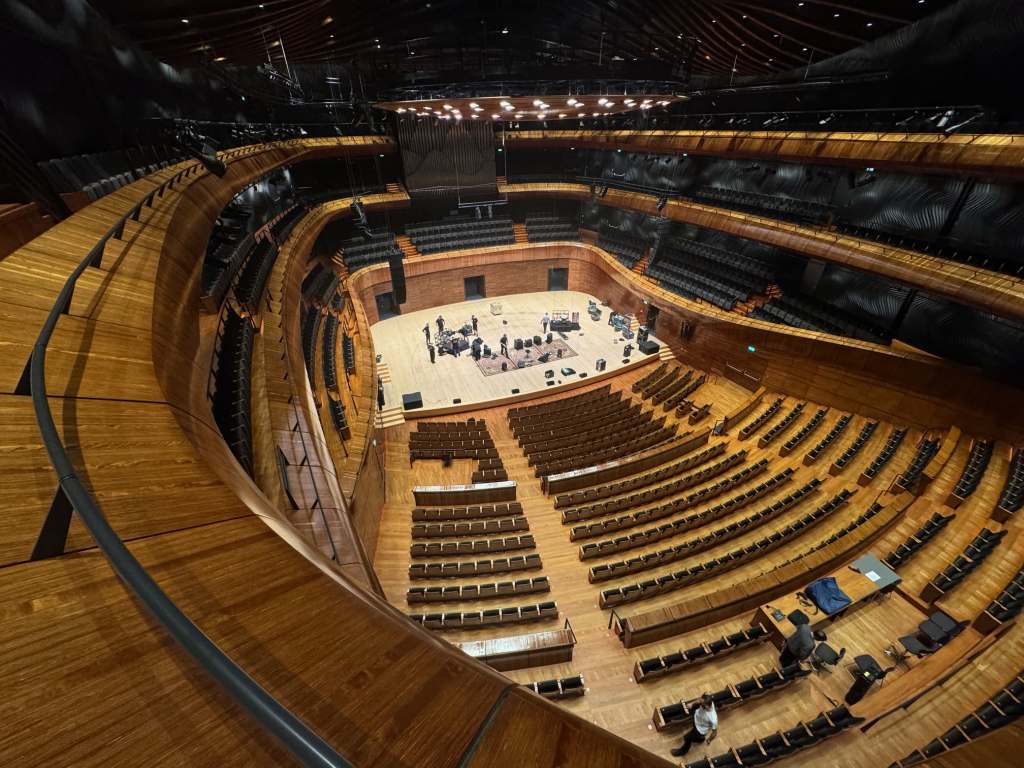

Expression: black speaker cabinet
xmin=638 ymin=339 xmax=661 ymax=355
xmin=388 ymin=254 xmax=407 ymax=305
xmin=546 ymin=333 xmax=553 ymax=344
xmin=401 ymin=391 xmax=423 ymax=410
xmin=533 ymin=335 xmax=542 ymax=345
xmin=514 ymin=338 xmax=524 ymax=350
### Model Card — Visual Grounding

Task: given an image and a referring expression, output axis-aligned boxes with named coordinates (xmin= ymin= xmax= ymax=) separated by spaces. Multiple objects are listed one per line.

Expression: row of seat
xmin=511 ymin=395 xmax=630 ymax=439
xmin=895 ymin=436 xmax=940 ymax=492
xmin=38 ymin=144 xmax=183 ymax=199
xmin=804 ymin=414 xmax=852 ymax=464
xmin=407 ymin=576 xmax=550 ymax=604
xmin=520 ymin=405 xmax=645 ymax=456
xmin=301 ymin=306 xmax=322 ymax=383
xmin=892 ymin=670 xmax=1024 ymax=766
xmin=535 ymin=425 xmax=677 ymax=478
xmin=740 ymin=398 xmax=785 ymax=439
xmin=408 ymin=553 xmax=543 ymax=579
xmin=235 ymin=238 xmax=279 ymax=306
xmin=508 ymin=384 xmax=612 ymax=420
xmin=555 ymin=443 xmax=726 ymax=511
xmin=654 ymin=663 xmax=811 ymax=731
xmin=781 ymin=408 xmax=828 ymax=456
xmin=569 ymin=458 xmax=771 ymax=541
xmin=772 ymin=502 xmax=884 ymax=568
xmin=416 ymin=419 xmax=489 ymax=432
xmin=322 ymin=314 xmax=339 ymax=389
xmin=632 ymin=362 xmax=670 ymax=395
xmin=561 ymin=449 xmax=745 ymax=524
xmin=860 ymin=427 xmax=909 ymax=483
xmin=830 ymin=420 xmax=880 ymax=472
xmin=342 ymin=333 xmax=356 ymax=373
xmin=528 ymin=415 xmax=669 ymax=469
xmin=633 ymin=624 xmax=769 ymax=682
xmin=411 ymin=516 xmax=528 ymax=539
xmin=922 ymin=528 xmax=1007 ymax=601
xmin=637 ymin=364 xmax=684 ymax=403
xmin=411 ymin=501 xmax=524 ymax=522
xmin=651 ymin=369 xmax=694 ymax=406
xmin=211 ymin=309 xmax=255 ymax=476
xmin=412 ymin=227 xmax=515 ymax=254
xmin=340 ymin=233 xmax=402 ymax=270
xmin=471 ymin=468 xmax=509 ymax=483
xmin=523 ymin=674 xmax=585 ymax=700
xmin=884 ymin=511 xmax=955 ymax=570
xmin=949 ymin=439 xmax=993 ymax=505
xmin=648 ymin=263 xmax=739 ymax=311
xmin=598 ymin=485 xmax=851 ymax=608
xmin=694 ymin=185 xmax=833 ymax=226
xmin=328 ymin=397 xmax=351 ymax=440
xmin=995 ymin=446 xmax=1024 ymax=521
xmin=598 ymin=227 xmax=649 ymax=266
xmin=410 ymin=534 xmax=535 ymax=558
xmin=655 ymin=252 xmax=757 ymax=303
xmin=664 ymin=237 xmax=776 ymax=282
xmin=682 ymin=707 xmax=864 ymax=768
xmin=758 ymin=402 xmax=806 ymax=448
xmin=588 ymin=479 xmax=823 ymax=581
xmin=659 ymin=246 xmax=767 ymax=297
xmin=981 ymin=564 xmax=1024 ymax=627
xmin=408 ymin=601 xmax=558 ymax=630
xmin=686 ymin=402 xmax=712 ymax=424
xmin=407 ymin=216 xmax=511 ymax=239
xmin=663 ymin=374 xmax=707 ymax=413
xmin=410 ymin=447 xmax=499 ymax=461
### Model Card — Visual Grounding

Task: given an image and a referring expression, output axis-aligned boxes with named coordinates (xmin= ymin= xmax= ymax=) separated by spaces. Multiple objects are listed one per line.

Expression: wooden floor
xmin=371 ymin=359 xmax=1024 ymax=767
xmin=370 ymin=291 xmax=660 ymax=414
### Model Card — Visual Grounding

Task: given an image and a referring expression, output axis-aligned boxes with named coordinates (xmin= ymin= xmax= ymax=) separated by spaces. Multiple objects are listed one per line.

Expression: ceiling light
xmin=866 ymin=22 xmax=874 ymax=27
xmin=533 ymin=99 xmax=543 ymax=106
xmin=578 ymin=112 xmax=585 ymax=117
xmin=454 ymin=114 xmax=462 ymax=120
xmin=376 ymin=43 xmax=381 ymax=48
xmin=559 ymin=113 xmax=566 ymax=118
xmin=605 ymin=100 xmax=615 ymax=106
xmin=501 ymin=27 xmax=509 ymax=34
xmin=323 ymin=16 xmax=333 ymax=24
xmin=396 ymin=107 xmax=406 ymax=113
xmin=567 ymin=98 xmax=577 ymax=106
xmin=597 ymin=97 xmax=608 ymax=106
xmin=213 ymin=56 xmax=227 ymax=62
xmin=181 ymin=18 xmax=189 ymax=24
xmin=469 ymin=102 xmax=479 ymax=108
xmin=492 ymin=114 xmax=500 ymax=119
xmin=834 ymin=12 xmax=840 ymax=17
xmin=865 ymin=167 xmax=876 ymax=172
xmin=503 ymin=104 xmax=514 ymax=111
xmin=443 ymin=104 xmax=453 ymax=110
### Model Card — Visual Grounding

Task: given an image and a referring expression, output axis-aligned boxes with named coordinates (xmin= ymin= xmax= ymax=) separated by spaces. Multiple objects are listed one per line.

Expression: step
xmin=658 ymin=346 xmax=677 ymax=362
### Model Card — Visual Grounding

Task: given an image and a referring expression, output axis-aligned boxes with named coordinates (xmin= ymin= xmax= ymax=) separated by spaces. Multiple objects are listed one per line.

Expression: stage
xmin=370 ymin=291 xmax=663 ymax=415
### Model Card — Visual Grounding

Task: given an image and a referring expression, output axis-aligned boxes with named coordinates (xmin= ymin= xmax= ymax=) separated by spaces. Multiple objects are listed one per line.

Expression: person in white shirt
xmin=671 ymin=693 xmax=718 ymax=757
xmin=542 ymin=312 xmax=550 ymax=333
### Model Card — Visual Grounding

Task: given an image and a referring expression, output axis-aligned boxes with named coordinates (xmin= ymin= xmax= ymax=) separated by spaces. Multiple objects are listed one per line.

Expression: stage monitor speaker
xmin=533 ymin=335 xmax=542 ymax=345
xmin=638 ymin=339 xmax=661 ymax=355
xmin=546 ymin=333 xmax=553 ymax=344
xmin=514 ymin=338 xmax=524 ymax=350
xmin=511 ymin=388 xmax=520 ymax=394
xmin=388 ymin=254 xmax=407 ymax=304
xmin=596 ymin=358 xmax=607 ymax=371
xmin=402 ymin=391 xmax=423 ymax=410
xmin=501 ymin=362 xmax=508 ymax=371
xmin=453 ymin=398 xmax=462 ymax=404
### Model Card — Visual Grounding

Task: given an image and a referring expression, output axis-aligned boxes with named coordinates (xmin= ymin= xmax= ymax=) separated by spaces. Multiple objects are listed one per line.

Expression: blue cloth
xmin=805 ymin=576 xmax=852 ymax=615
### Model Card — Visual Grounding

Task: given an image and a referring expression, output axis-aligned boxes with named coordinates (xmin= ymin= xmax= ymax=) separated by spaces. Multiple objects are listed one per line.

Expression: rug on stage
xmin=474 ymin=339 xmax=577 ymax=376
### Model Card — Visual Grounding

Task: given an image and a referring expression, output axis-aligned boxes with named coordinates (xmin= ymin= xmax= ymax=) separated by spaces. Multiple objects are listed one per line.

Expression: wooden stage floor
xmin=370 ymin=291 xmax=662 ymax=415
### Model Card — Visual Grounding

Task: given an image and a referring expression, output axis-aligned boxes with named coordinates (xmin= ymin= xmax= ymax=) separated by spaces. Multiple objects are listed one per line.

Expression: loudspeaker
xmin=596 ymin=358 xmax=606 ymax=371
xmin=511 ymin=388 xmax=520 ymax=394
xmin=546 ymin=333 xmax=553 ymax=344
xmin=638 ymin=339 xmax=661 ymax=355
xmin=483 ymin=345 xmax=491 ymax=356
xmin=533 ymin=335 xmax=542 ymax=345
xmin=501 ymin=362 xmax=508 ymax=371
xmin=514 ymin=338 xmax=524 ymax=350
xmin=388 ymin=254 xmax=407 ymax=304
xmin=402 ymin=391 xmax=423 ymax=410
xmin=453 ymin=398 xmax=462 ymax=404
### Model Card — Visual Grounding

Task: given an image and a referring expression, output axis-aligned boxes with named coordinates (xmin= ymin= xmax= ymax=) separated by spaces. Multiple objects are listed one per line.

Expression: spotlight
xmin=501 ymin=26 xmax=509 ymax=34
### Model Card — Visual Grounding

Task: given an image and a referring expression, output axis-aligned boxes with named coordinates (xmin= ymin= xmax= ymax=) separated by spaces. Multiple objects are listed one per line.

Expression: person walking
xmin=376 ymin=378 xmax=385 ymax=410
xmin=500 ymin=333 xmax=509 ymax=357
xmin=471 ymin=314 xmax=478 ymax=334
xmin=670 ymin=694 xmax=718 ymax=758
xmin=422 ymin=324 xmax=431 ymax=343
xmin=542 ymin=312 xmax=550 ymax=334
xmin=428 ymin=343 xmax=435 ymax=364
xmin=436 ymin=315 xmax=445 ymax=334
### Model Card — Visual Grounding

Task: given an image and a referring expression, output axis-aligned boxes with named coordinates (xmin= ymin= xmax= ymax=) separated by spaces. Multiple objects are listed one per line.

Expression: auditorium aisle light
xmin=747 ymin=344 xmax=757 ymax=353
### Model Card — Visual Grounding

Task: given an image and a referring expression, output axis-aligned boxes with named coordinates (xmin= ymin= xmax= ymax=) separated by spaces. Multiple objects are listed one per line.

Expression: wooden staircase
xmin=397 ymin=234 xmax=419 ymax=258
xmin=375 ymin=404 xmax=406 ymax=429
xmin=733 ymin=283 xmax=782 ymax=316
xmin=632 ymin=254 xmax=649 ymax=275
xmin=496 ymin=175 xmax=507 ymax=186
xmin=765 ymin=282 xmax=783 ymax=299
xmin=385 ymin=181 xmax=404 ymax=194
xmin=513 ymin=222 xmax=528 ymax=244
xmin=659 ymin=346 xmax=677 ymax=362
xmin=332 ymin=249 xmax=350 ymax=280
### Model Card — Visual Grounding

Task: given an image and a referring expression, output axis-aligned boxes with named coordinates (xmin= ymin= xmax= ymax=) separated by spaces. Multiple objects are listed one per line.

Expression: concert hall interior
xmin=2 ymin=1 xmax=1024 ymax=767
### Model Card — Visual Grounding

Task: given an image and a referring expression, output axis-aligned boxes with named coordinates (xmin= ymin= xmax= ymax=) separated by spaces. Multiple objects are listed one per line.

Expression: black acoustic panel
xmin=832 ymin=171 xmax=962 ymax=241
xmin=388 ymin=253 xmax=406 ymax=305
xmin=811 ymin=264 xmax=909 ymax=330
xmin=949 ymin=181 xmax=1024 ymax=268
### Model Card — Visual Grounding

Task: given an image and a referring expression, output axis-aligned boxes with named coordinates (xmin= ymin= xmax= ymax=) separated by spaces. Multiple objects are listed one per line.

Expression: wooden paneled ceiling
xmin=90 ymin=0 xmax=956 ymax=78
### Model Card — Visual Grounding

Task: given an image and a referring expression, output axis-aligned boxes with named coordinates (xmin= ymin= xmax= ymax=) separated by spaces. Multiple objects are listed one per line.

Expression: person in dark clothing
xmin=376 ymin=379 xmax=385 ymax=409
xmin=471 ymin=315 xmax=478 ymax=333
xmin=423 ymin=324 xmax=431 ymax=342
xmin=499 ymin=334 xmax=509 ymax=357
xmin=453 ymin=339 xmax=461 ymax=357
xmin=436 ymin=315 xmax=445 ymax=333
xmin=428 ymin=343 xmax=435 ymax=364
xmin=779 ymin=625 xmax=828 ymax=667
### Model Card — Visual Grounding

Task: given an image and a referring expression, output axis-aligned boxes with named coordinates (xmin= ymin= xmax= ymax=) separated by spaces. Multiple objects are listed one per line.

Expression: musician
xmin=436 ymin=315 xmax=445 ymax=333
xmin=500 ymin=334 xmax=509 ymax=357
xmin=427 ymin=343 xmax=435 ymax=364
xmin=422 ymin=324 xmax=431 ymax=342
xmin=471 ymin=315 xmax=478 ymax=333
xmin=542 ymin=312 xmax=550 ymax=333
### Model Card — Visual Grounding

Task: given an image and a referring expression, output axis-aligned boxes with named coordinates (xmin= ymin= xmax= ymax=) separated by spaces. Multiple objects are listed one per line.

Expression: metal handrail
xmin=29 ymin=156 xmax=352 ymax=768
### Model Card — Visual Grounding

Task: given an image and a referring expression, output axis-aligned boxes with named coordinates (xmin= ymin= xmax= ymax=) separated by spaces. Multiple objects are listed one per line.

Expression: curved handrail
xmin=28 ymin=157 xmax=353 ymax=768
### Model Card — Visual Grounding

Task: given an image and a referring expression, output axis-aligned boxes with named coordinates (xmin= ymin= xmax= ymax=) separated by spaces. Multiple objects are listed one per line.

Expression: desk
xmin=752 ymin=553 xmax=901 ymax=648
xmin=413 ymin=480 xmax=516 ymax=505
xmin=457 ymin=626 xmax=576 ymax=671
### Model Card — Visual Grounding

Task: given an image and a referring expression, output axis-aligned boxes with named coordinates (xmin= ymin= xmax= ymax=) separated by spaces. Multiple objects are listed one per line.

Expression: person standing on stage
xmin=471 ymin=315 xmax=478 ymax=334
xmin=500 ymin=334 xmax=509 ymax=357
xmin=376 ymin=377 xmax=385 ymax=409
xmin=428 ymin=343 xmax=435 ymax=364
xmin=542 ymin=312 xmax=550 ymax=334
xmin=423 ymin=324 xmax=431 ymax=342
xmin=452 ymin=338 xmax=461 ymax=357
xmin=436 ymin=315 xmax=445 ymax=334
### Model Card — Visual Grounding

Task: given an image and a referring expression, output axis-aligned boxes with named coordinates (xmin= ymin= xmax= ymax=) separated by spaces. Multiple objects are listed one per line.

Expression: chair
xmin=899 ymin=633 xmax=940 ymax=657
xmin=810 ymin=643 xmax=846 ymax=673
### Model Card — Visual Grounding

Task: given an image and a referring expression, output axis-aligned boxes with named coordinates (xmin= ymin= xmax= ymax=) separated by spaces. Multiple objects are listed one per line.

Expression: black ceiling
xmin=89 ymin=0 xmax=957 ymax=81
